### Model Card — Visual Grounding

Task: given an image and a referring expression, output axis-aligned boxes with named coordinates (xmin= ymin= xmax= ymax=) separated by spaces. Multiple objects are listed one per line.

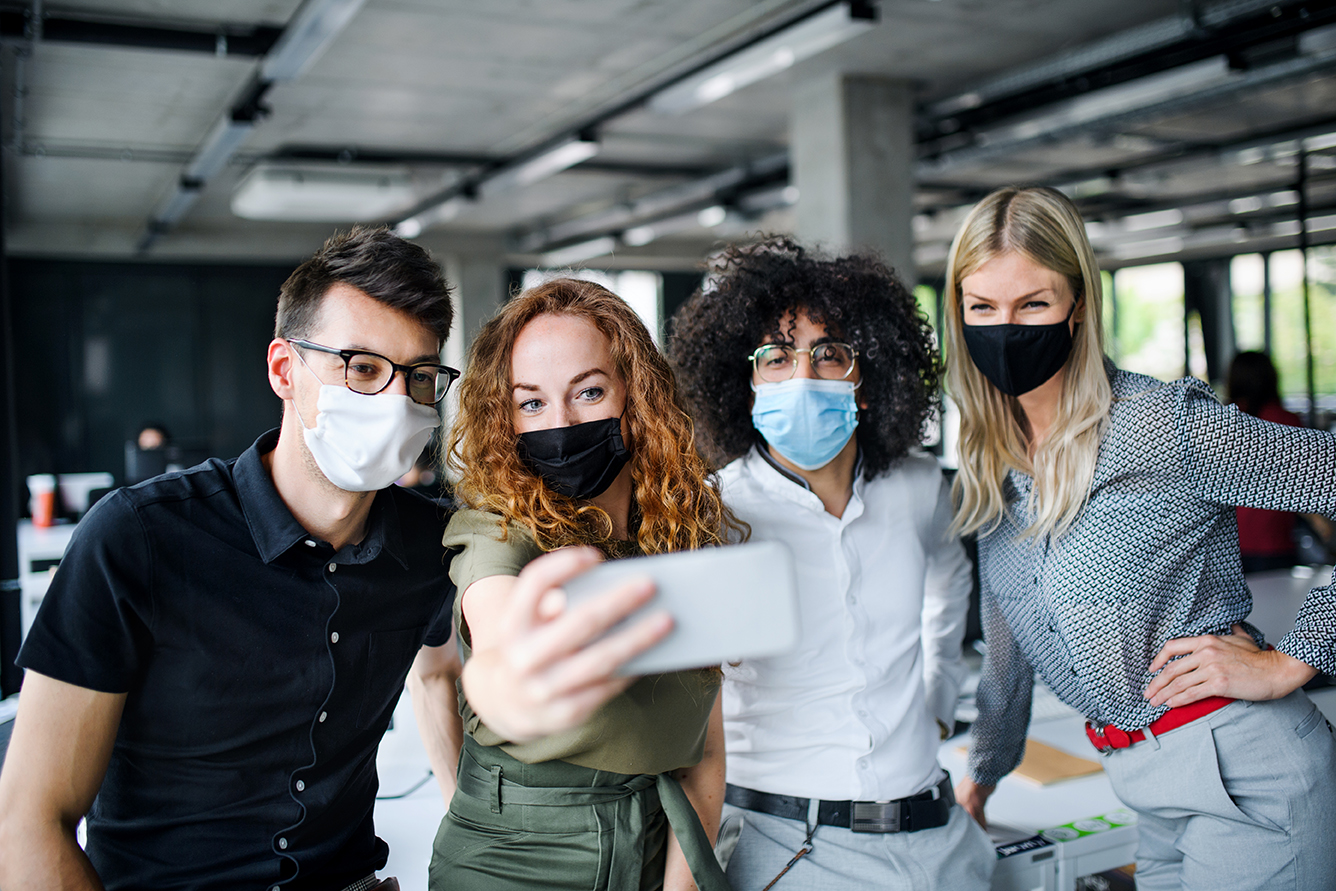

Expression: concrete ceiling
xmin=1 ymin=0 xmax=1334 ymax=274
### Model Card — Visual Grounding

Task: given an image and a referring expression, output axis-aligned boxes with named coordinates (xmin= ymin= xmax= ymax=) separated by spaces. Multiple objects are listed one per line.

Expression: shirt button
xmin=272 ymin=886 xmax=281 ymax=891
xmin=304 ymin=540 xmax=316 ymax=548
xmin=318 ymin=711 xmax=328 ymax=722
xmin=295 ymin=780 xmax=305 ymax=792
xmin=330 ymin=631 xmax=339 ymax=644
xmin=328 ymin=563 xmax=337 ymax=573
xmin=278 ymin=837 xmax=288 ymax=850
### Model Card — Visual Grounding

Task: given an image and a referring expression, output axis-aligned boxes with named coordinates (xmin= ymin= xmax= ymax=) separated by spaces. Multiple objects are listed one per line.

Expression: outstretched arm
xmin=0 ymin=671 xmax=126 ymax=890
xmin=462 ymin=546 xmax=673 ymax=743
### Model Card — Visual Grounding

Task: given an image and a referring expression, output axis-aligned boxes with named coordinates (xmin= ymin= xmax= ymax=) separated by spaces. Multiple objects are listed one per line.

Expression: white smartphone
xmin=561 ymin=541 xmax=800 ymax=676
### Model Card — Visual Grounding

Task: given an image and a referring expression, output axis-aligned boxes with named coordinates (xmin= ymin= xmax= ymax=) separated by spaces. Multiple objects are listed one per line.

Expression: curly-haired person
xmin=426 ymin=277 xmax=741 ymax=891
xmin=670 ymin=236 xmax=993 ymax=891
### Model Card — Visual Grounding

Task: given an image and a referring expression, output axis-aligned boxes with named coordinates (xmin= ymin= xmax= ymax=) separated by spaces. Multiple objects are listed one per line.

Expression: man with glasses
xmin=0 ymin=227 xmax=669 ymax=891
xmin=670 ymin=237 xmax=992 ymax=890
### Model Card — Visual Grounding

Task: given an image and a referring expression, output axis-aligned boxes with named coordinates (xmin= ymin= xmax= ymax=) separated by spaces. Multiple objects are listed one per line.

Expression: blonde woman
xmin=427 ymin=278 xmax=738 ymax=891
xmin=946 ymin=186 xmax=1336 ymax=891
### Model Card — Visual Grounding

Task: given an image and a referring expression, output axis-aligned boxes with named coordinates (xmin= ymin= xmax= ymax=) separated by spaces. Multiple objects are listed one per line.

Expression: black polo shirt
xmin=17 ymin=430 xmax=455 ymax=891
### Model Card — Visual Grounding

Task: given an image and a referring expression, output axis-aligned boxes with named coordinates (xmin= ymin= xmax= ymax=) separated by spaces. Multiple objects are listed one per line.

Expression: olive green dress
xmin=428 ymin=510 xmax=728 ymax=891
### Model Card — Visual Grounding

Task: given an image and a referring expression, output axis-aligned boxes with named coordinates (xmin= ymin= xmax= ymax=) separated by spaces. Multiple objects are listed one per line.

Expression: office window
xmin=1231 ymin=254 xmax=1267 ymax=354
xmin=521 ymin=269 xmax=664 ymax=344
xmin=1268 ymin=246 xmax=1336 ymax=403
xmin=1109 ymin=263 xmax=1185 ymax=382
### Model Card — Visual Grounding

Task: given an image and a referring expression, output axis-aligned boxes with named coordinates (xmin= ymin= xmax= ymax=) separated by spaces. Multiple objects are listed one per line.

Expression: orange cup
xmin=32 ymin=489 xmax=56 ymax=527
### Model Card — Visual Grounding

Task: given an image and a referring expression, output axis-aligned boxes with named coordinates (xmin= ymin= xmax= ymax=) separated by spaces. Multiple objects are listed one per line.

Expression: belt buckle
xmin=851 ymin=801 xmax=900 ymax=833
xmin=1086 ymin=721 xmax=1112 ymax=756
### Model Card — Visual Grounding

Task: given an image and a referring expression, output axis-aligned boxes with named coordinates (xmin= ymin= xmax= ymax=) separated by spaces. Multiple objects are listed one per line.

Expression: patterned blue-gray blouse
xmin=968 ymin=365 xmax=1336 ymax=786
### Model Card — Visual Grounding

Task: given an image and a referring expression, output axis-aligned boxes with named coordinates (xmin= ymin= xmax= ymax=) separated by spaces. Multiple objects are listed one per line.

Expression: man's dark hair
xmin=275 ymin=226 xmax=453 ymax=343
xmin=669 ymin=235 xmax=940 ymax=479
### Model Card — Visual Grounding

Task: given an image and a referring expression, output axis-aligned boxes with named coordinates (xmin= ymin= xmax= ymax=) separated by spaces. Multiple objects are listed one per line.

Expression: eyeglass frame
xmin=287 ymin=339 xmax=462 ymax=405
xmin=745 ymin=341 xmax=861 ymax=382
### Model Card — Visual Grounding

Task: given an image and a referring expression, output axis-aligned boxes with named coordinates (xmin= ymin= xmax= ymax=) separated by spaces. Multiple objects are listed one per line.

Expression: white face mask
xmin=292 ymin=357 xmax=439 ymax=492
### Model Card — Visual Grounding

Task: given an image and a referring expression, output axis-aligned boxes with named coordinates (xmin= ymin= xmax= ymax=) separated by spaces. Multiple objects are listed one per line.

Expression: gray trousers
xmin=719 ymin=800 xmax=994 ymax=890
xmin=1101 ymin=689 xmax=1336 ymax=891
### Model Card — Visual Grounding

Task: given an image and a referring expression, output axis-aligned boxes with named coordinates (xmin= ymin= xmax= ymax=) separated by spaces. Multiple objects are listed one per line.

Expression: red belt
xmin=1085 ymin=696 xmax=1234 ymax=754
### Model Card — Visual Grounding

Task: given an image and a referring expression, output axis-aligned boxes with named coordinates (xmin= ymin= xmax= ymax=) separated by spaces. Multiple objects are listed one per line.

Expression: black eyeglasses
xmin=288 ymin=339 xmax=461 ymax=406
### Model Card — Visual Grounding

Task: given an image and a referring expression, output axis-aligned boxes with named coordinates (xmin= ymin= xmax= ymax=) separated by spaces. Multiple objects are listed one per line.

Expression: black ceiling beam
xmin=917 ymin=2 xmax=1336 ymax=148
xmin=916 ymin=113 xmax=1336 ymax=214
xmin=0 ymin=10 xmax=282 ymax=56
xmin=270 ymin=144 xmax=719 ymax=178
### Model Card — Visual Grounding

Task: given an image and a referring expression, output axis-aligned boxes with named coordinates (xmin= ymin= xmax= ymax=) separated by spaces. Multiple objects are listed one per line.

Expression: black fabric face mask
xmin=517 ymin=415 xmax=631 ymax=500
xmin=961 ymin=301 xmax=1078 ymax=397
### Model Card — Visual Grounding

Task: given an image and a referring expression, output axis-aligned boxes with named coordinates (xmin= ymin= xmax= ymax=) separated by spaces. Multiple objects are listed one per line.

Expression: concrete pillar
xmin=792 ymin=73 xmax=916 ymax=284
xmin=442 ymin=254 xmax=506 ymax=371
xmin=1183 ymin=258 xmax=1235 ymax=386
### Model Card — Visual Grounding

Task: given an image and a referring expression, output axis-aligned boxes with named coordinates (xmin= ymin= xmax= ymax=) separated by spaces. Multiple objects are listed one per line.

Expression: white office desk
xmin=941 ymin=705 xmax=1135 ymax=891
xmin=947 ymin=565 xmax=1336 ymax=891
xmin=16 ymin=519 xmax=77 ymax=640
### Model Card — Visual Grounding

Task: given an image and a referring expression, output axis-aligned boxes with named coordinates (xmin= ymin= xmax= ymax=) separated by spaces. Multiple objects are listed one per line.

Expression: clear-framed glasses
xmin=288 ymin=339 xmax=461 ymax=406
xmin=746 ymin=342 xmax=859 ymax=383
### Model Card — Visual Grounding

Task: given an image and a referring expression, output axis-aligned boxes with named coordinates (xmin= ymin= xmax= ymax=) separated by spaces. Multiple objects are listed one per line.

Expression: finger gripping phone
xmin=561 ymin=541 xmax=800 ymax=676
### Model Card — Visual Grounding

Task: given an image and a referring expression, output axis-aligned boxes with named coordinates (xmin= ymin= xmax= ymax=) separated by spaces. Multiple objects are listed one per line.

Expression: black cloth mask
xmin=961 ymin=301 xmax=1078 ymax=397
xmin=517 ymin=415 xmax=631 ymax=500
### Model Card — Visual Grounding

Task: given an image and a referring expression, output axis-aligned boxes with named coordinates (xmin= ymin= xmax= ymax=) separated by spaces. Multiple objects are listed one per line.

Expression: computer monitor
xmin=124 ymin=444 xmax=212 ymax=485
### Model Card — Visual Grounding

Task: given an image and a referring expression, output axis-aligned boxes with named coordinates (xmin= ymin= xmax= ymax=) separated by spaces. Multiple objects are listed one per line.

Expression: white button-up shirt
xmin=720 ymin=446 xmax=972 ymax=801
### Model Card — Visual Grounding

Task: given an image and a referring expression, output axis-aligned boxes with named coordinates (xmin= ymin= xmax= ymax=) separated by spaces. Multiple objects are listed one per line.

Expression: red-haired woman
xmin=426 ymin=277 xmax=739 ymax=891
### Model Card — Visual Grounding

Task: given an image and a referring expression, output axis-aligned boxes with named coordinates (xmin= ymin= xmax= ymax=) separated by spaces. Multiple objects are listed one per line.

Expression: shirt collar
xmin=234 ymin=428 xmax=409 ymax=568
xmin=754 ymin=441 xmax=812 ymax=491
xmin=752 ymin=441 xmax=865 ymax=493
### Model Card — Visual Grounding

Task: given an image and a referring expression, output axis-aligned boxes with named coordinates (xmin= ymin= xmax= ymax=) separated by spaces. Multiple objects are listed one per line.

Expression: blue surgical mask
xmin=750 ymin=378 xmax=860 ymax=471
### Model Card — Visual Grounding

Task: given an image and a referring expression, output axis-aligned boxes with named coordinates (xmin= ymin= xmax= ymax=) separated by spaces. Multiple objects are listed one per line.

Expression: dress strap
xmin=456 ymin=737 xmax=729 ymax=890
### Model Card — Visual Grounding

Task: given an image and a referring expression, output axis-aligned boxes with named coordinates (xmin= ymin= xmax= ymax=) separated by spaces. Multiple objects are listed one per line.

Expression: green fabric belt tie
xmin=456 ymin=741 xmax=730 ymax=891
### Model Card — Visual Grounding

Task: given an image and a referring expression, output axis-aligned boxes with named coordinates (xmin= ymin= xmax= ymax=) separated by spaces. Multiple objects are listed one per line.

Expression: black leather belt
xmin=724 ymin=776 xmax=955 ymax=834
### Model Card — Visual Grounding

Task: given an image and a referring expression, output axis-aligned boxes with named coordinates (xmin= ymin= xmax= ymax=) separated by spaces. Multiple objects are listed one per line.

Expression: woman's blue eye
xmin=579 ymin=387 xmax=604 ymax=400
xmin=519 ymin=398 xmax=542 ymax=412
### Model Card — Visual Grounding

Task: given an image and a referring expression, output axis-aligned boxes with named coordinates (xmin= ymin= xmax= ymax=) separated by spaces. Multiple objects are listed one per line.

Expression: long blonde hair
xmin=447 ymin=277 xmax=743 ymax=554
xmin=944 ymin=186 xmax=1112 ymax=539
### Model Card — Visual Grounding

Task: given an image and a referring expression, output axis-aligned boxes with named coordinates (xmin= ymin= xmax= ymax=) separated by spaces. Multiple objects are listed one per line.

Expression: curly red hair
xmin=447 ymin=277 xmax=744 ymax=554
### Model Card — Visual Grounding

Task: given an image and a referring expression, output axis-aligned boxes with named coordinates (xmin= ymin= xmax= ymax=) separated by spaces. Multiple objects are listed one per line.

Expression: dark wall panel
xmin=11 ymin=259 xmax=294 ymax=486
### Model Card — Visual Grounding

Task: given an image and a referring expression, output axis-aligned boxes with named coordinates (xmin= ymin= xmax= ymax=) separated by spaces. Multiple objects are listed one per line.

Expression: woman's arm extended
xmin=664 ymin=695 xmax=725 ymax=891
xmin=461 ymin=547 xmax=673 ymax=743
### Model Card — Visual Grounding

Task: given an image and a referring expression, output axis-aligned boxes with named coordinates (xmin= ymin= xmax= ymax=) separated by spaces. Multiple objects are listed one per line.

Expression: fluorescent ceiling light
xmin=977 ymin=57 xmax=1231 ymax=146
xmin=1123 ymin=208 xmax=1184 ymax=231
xmin=231 ymin=165 xmax=416 ymax=221
xmin=697 ymin=205 xmax=727 ymax=227
xmin=393 ymin=195 xmax=472 ymax=238
xmin=623 ymin=225 xmax=657 ymax=247
xmin=1229 ymin=196 xmax=1265 ymax=214
xmin=262 ymin=0 xmax=369 ymax=82
xmin=153 ymin=185 xmax=203 ymax=227
xmin=184 ymin=118 xmax=255 ymax=183
xmin=649 ymin=2 xmax=876 ymax=114
xmin=540 ymin=236 xmax=617 ymax=268
xmin=1112 ymin=236 xmax=1183 ymax=260
xmin=484 ymin=137 xmax=601 ymax=195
